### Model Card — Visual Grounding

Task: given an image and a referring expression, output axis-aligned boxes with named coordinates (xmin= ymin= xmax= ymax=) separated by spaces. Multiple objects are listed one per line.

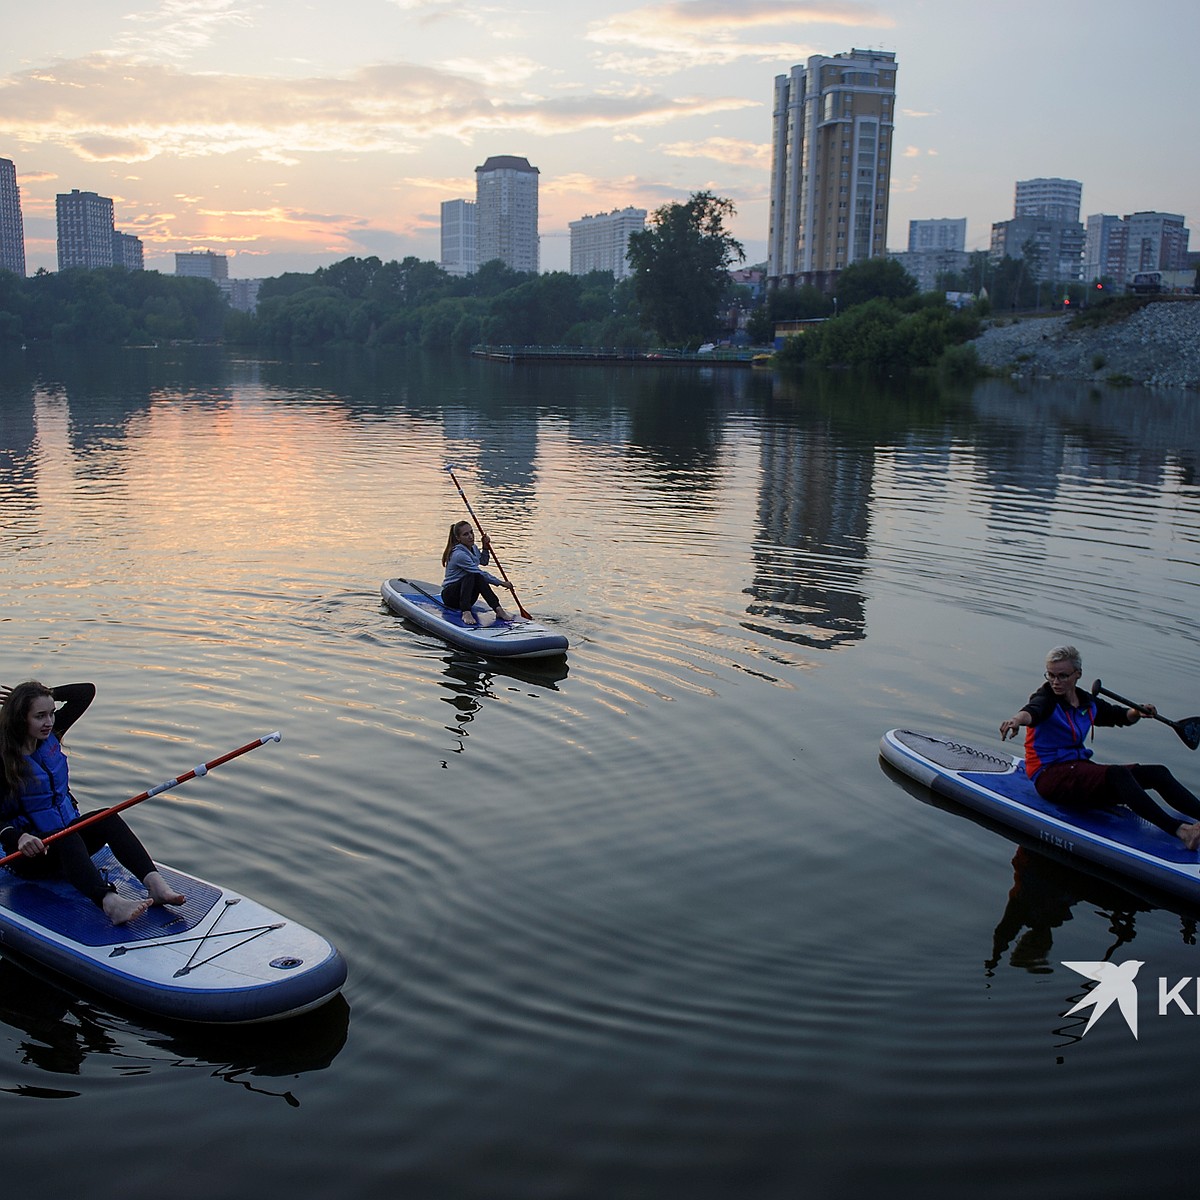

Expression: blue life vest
xmin=1025 ymin=696 xmax=1097 ymax=780
xmin=2 ymin=734 xmax=79 ymax=835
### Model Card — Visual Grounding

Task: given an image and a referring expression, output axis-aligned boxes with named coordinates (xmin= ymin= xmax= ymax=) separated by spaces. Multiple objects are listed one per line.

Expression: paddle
xmin=0 ymin=731 xmax=283 ymax=868
xmin=444 ymin=465 xmax=532 ymax=619
xmin=1090 ymin=679 xmax=1200 ymax=751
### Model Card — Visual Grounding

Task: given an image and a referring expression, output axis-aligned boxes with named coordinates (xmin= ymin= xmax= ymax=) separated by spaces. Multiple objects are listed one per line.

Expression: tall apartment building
xmin=767 ymin=48 xmax=898 ymax=291
xmin=569 ymin=207 xmax=646 ymax=280
xmin=57 ymin=189 xmax=115 ymax=270
xmin=0 ymin=157 xmax=26 ymax=277
xmin=113 ymin=231 xmax=144 ymax=271
xmin=991 ymin=178 xmax=1084 ymax=282
xmin=175 ymin=250 xmax=228 ymax=279
xmin=907 ymin=218 xmax=966 ymax=253
xmin=1014 ymin=178 xmax=1082 ymax=223
xmin=1084 ymin=214 xmax=1128 ymax=282
xmin=440 ymin=199 xmax=477 ymax=276
xmin=475 ymin=155 xmax=539 ymax=274
xmin=1085 ymin=211 xmax=1191 ymax=283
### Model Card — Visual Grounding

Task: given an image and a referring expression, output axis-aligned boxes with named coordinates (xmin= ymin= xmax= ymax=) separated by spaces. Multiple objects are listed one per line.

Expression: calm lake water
xmin=1 ymin=344 xmax=1199 ymax=1199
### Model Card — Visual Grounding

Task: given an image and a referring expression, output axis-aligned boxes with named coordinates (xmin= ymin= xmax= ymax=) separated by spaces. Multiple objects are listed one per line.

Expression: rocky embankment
xmin=970 ymin=299 xmax=1200 ymax=390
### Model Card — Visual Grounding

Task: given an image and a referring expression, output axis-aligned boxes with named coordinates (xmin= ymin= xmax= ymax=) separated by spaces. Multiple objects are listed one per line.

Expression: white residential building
xmin=568 ymin=207 xmax=645 ymax=280
xmin=440 ymin=199 xmax=477 ymax=276
xmin=907 ymin=218 xmax=966 ymax=253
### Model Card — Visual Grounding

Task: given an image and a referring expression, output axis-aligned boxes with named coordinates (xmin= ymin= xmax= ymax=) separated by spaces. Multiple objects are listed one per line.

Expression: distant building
xmin=57 ymin=189 xmax=115 ymax=270
xmin=907 ymin=218 xmax=966 ymax=253
xmin=0 ymin=157 xmax=26 ymax=277
xmin=990 ymin=215 xmax=1085 ymax=282
xmin=768 ymin=48 xmax=898 ymax=291
xmin=440 ymin=199 xmax=477 ymax=276
xmin=224 ymin=277 xmax=262 ymax=312
xmin=1084 ymin=214 xmax=1127 ymax=282
xmin=475 ymin=155 xmax=539 ymax=274
xmin=1014 ymin=178 xmax=1082 ymax=223
xmin=568 ymin=207 xmax=645 ymax=280
xmin=991 ymin=179 xmax=1084 ymax=282
xmin=889 ymin=249 xmax=970 ymax=293
xmin=175 ymin=250 xmax=228 ymax=279
xmin=112 ymin=231 xmax=144 ymax=271
xmin=1083 ymin=211 xmax=1189 ymax=284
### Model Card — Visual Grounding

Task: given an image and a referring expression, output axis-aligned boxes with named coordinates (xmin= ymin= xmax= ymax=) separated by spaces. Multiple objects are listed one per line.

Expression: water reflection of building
xmin=745 ymin=423 xmax=871 ymax=649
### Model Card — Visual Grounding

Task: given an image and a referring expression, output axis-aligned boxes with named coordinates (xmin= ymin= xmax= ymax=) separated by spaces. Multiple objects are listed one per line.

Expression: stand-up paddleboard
xmin=0 ymin=847 xmax=347 ymax=1024
xmin=880 ymin=728 xmax=1200 ymax=907
xmin=381 ymin=577 xmax=568 ymax=660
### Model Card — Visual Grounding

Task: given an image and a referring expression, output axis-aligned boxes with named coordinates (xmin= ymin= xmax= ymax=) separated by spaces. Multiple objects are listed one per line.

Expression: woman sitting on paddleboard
xmin=0 ymin=681 xmax=185 ymax=925
xmin=441 ymin=520 xmax=515 ymax=625
xmin=1000 ymin=645 xmax=1200 ymax=851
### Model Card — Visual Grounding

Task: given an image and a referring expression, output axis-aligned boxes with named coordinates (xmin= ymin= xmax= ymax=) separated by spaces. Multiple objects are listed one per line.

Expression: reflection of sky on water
xmin=3 ymin=347 xmax=1198 ymax=668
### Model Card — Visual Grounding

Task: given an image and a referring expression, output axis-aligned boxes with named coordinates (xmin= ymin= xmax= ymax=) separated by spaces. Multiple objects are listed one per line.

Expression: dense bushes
xmin=775 ymin=293 xmax=983 ymax=372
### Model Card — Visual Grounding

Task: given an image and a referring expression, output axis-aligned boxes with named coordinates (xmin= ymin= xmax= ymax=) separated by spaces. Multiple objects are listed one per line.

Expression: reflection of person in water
xmin=986 ymin=847 xmax=1138 ymax=974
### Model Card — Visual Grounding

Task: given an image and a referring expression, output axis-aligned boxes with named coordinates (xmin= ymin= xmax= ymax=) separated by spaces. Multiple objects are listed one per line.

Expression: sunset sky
xmin=4 ymin=0 xmax=1197 ymax=278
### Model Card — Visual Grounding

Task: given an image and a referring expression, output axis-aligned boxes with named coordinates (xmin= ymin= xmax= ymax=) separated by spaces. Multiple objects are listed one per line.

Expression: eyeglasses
xmin=1045 ymin=669 xmax=1078 ymax=681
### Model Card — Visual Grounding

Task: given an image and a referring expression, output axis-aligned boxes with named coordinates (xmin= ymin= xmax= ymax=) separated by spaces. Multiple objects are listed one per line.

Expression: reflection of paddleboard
xmin=381 ymin=577 xmax=568 ymax=660
xmin=880 ymin=728 xmax=1200 ymax=906
xmin=0 ymin=848 xmax=347 ymax=1024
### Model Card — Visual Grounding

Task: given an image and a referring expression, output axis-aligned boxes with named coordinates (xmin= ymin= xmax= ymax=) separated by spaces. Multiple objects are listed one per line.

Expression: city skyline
xmin=3 ymin=0 xmax=1198 ymax=279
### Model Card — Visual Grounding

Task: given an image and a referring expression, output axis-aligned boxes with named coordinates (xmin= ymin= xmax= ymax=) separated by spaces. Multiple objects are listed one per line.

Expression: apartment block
xmin=440 ymin=199 xmax=477 ymax=277
xmin=0 ymin=157 xmax=26 ymax=277
xmin=768 ymin=48 xmax=898 ymax=291
xmin=568 ymin=207 xmax=646 ymax=280
xmin=57 ymin=189 xmax=115 ymax=270
xmin=475 ymin=156 xmax=539 ymax=274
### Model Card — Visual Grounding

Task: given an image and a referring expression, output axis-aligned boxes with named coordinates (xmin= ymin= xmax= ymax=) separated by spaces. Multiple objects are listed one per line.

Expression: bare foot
xmin=143 ymin=870 xmax=186 ymax=906
xmin=495 ymin=608 xmax=513 ymax=622
xmin=461 ymin=610 xmax=477 ymax=626
xmin=1178 ymin=823 xmax=1200 ymax=852
xmin=102 ymin=891 xmax=152 ymax=926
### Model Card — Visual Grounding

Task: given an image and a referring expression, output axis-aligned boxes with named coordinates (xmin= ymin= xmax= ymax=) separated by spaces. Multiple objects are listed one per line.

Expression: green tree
xmin=627 ymin=191 xmax=744 ymax=346
xmin=834 ymin=257 xmax=917 ymax=309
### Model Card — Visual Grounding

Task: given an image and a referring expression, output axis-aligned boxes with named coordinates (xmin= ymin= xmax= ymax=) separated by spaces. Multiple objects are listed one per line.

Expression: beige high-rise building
xmin=475 ymin=155 xmax=539 ymax=274
xmin=768 ymin=49 xmax=898 ymax=291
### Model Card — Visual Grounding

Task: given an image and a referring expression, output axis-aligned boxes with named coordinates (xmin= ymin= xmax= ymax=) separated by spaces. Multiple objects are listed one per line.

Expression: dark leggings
xmin=442 ymin=576 xmax=500 ymax=613
xmin=1039 ymin=761 xmax=1200 ymax=837
xmin=12 ymin=811 xmax=156 ymax=906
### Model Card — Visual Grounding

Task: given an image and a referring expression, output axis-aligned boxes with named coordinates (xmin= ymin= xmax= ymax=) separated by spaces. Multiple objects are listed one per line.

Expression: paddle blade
xmin=1175 ymin=717 xmax=1200 ymax=751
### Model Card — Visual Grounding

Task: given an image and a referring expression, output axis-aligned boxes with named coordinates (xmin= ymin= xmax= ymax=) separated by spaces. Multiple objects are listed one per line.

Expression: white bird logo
xmin=1062 ymin=960 xmax=1144 ymax=1038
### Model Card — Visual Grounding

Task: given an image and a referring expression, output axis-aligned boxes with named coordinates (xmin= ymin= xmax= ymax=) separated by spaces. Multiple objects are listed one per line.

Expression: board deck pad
xmin=0 ymin=849 xmax=220 ymax=947
xmin=882 ymin=728 xmax=1200 ymax=901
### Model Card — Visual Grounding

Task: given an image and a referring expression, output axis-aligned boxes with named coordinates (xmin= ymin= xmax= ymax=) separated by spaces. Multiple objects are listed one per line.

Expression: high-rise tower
xmin=475 ymin=156 xmax=539 ymax=274
xmin=768 ymin=49 xmax=898 ymax=291
xmin=57 ymin=189 xmax=116 ymax=270
xmin=0 ymin=157 xmax=26 ymax=277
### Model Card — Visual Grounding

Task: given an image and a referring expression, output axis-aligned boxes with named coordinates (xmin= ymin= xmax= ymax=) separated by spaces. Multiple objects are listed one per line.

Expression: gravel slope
xmin=970 ymin=300 xmax=1200 ymax=390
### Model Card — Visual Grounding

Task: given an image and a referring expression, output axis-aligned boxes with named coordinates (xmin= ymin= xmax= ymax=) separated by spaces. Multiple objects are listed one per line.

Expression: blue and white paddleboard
xmin=381 ymin=577 xmax=568 ymax=660
xmin=0 ymin=847 xmax=347 ymax=1024
xmin=880 ymin=728 xmax=1200 ymax=907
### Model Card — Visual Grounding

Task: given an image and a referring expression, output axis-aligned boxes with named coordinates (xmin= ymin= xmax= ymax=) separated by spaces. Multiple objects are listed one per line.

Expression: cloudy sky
xmin=4 ymin=0 xmax=1197 ymax=277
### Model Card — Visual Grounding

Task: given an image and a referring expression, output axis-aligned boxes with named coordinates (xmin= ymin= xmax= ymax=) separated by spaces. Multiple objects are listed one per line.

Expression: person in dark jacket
xmin=0 ymin=681 xmax=184 ymax=924
xmin=1000 ymin=645 xmax=1200 ymax=850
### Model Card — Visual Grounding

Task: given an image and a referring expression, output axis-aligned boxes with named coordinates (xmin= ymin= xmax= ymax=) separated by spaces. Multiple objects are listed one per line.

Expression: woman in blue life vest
xmin=0 ymin=681 xmax=185 ymax=925
xmin=999 ymin=645 xmax=1200 ymax=850
xmin=441 ymin=520 xmax=515 ymax=625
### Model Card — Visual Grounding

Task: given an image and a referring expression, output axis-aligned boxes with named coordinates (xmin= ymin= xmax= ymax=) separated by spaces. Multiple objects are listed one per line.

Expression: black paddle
xmin=1090 ymin=678 xmax=1200 ymax=751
